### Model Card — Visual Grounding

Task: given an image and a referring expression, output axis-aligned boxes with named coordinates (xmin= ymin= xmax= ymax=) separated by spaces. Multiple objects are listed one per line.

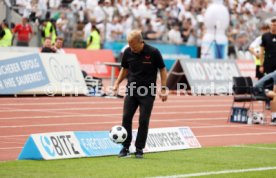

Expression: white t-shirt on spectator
xmin=16 ymin=0 xmax=30 ymax=15
xmin=93 ymin=5 xmax=106 ymax=23
xmin=249 ymin=35 xmax=262 ymax=49
xmin=71 ymin=0 xmax=85 ymax=12
xmin=167 ymin=29 xmax=182 ymax=44
xmin=49 ymin=0 xmax=61 ymax=9
xmin=37 ymin=0 xmax=48 ymax=18
xmin=265 ymin=0 xmax=276 ymax=12
xmin=105 ymin=22 xmax=123 ymax=41
xmin=103 ymin=6 xmax=115 ymax=22
xmin=86 ymin=0 xmax=98 ymax=11
xmin=56 ymin=48 xmax=65 ymax=54
xmin=116 ymin=3 xmax=129 ymax=17
xmin=23 ymin=0 xmax=32 ymax=18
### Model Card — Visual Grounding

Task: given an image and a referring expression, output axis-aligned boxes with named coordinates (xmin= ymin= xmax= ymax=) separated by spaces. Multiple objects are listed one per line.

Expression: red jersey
xmin=13 ymin=24 xmax=33 ymax=42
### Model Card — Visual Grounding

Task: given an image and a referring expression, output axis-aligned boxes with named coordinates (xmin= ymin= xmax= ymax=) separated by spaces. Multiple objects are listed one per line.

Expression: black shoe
xmin=135 ymin=149 xmax=143 ymax=159
xmin=118 ymin=147 xmax=130 ymax=158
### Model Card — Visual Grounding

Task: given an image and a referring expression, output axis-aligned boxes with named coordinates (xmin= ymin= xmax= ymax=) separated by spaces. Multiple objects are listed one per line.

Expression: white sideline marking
xmin=0 ymin=104 xmax=231 ymax=112
xmin=0 ymin=118 xmax=229 ymax=128
xmin=0 ymin=110 xmax=228 ymax=120
xmin=150 ymin=166 xmax=276 ymax=178
xmin=0 ymin=99 xmax=231 ymax=106
xmin=0 ymin=134 xmax=29 ymax=138
xmin=0 ymin=147 xmax=22 ymax=150
xmin=232 ymin=145 xmax=276 ymax=150
xmin=197 ymin=132 xmax=276 ymax=138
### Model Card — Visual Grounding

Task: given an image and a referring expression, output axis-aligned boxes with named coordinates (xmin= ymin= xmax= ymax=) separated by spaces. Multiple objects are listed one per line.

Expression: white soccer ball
xmin=254 ymin=47 xmax=260 ymax=55
xmin=109 ymin=125 xmax=127 ymax=144
xmin=252 ymin=112 xmax=264 ymax=124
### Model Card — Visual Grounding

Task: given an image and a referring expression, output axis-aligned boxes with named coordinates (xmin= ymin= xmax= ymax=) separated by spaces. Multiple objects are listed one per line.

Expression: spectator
xmin=105 ymin=16 xmax=124 ymax=41
xmin=41 ymin=37 xmax=56 ymax=52
xmin=56 ymin=12 xmax=69 ymax=38
xmin=103 ymin=0 xmax=115 ymax=22
xmin=180 ymin=18 xmax=193 ymax=43
xmin=41 ymin=19 xmax=57 ymax=45
xmin=0 ymin=21 xmax=13 ymax=47
xmin=72 ymin=22 xmax=85 ymax=48
xmin=13 ymin=17 xmax=33 ymax=46
xmin=53 ymin=37 xmax=65 ymax=53
xmin=49 ymin=0 xmax=61 ymax=10
xmin=15 ymin=0 xmax=29 ymax=16
xmin=143 ymin=23 xmax=160 ymax=41
xmin=37 ymin=0 xmax=48 ymax=20
xmin=167 ymin=23 xmax=182 ymax=44
xmin=86 ymin=24 xmax=101 ymax=50
xmin=71 ymin=0 xmax=85 ymax=22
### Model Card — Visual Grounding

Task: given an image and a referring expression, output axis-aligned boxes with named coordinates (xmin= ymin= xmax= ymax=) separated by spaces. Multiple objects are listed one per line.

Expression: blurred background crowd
xmin=1 ymin=0 xmax=276 ymax=58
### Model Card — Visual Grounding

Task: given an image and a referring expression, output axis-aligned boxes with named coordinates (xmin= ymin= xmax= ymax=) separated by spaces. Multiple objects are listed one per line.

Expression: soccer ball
xmin=254 ymin=47 xmax=260 ymax=55
xmin=109 ymin=125 xmax=127 ymax=144
xmin=252 ymin=112 xmax=264 ymax=124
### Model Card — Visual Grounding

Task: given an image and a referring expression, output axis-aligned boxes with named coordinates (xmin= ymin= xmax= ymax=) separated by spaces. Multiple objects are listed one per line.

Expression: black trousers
xmin=16 ymin=41 xmax=29 ymax=46
xmin=122 ymin=94 xmax=155 ymax=150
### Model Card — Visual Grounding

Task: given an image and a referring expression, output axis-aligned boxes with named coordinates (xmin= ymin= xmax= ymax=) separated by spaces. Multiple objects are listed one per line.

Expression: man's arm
xmin=259 ymin=46 xmax=265 ymax=73
xmin=113 ymin=67 xmax=128 ymax=93
xmin=159 ymin=67 xmax=168 ymax=102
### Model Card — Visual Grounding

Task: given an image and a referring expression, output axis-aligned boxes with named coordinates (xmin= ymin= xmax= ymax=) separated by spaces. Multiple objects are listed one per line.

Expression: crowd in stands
xmin=1 ymin=0 xmax=276 ymax=58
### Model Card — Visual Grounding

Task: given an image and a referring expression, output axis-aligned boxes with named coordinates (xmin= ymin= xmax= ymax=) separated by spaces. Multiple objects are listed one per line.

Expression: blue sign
xmin=103 ymin=42 xmax=198 ymax=70
xmin=18 ymin=136 xmax=43 ymax=160
xmin=0 ymin=53 xmax=49 ymax=94
xmin=74 ymin=131 xmax=122 ymax=157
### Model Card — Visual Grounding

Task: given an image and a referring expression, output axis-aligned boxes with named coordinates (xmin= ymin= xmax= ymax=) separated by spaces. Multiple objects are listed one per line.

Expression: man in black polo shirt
xmin=113 ymin=30 xmax=168 ymax=158
xmin=259 ymin=17 xmax=276 ymax=75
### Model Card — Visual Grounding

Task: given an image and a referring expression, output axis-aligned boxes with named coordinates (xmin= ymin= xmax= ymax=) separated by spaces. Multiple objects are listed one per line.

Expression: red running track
xmin=0 ymin=95 xmax=276 ymax=161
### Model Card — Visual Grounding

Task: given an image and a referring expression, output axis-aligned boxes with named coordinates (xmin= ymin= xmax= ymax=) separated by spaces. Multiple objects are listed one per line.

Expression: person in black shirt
xmin=113 ymin=30 xmax=168 ymax=158
xmin=41 ymin=37 xmax=56 ymax=53
xmin=260 ymin=17 xmax=276 ymax=75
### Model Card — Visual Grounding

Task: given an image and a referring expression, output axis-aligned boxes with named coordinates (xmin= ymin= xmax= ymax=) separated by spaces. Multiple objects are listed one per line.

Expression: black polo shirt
xmin=261 ymin=32 xmax=276 ymax=64
xmin=121 ymin=43 xmax=165 ymax=92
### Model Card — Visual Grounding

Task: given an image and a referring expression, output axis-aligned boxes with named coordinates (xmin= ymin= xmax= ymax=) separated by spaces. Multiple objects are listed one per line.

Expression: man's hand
xmin=112 ymin=83 xmax=119 ymax=95
xmin=259 ymin=66 xmax=264 ymax=73
xmin=159 ymin=88 xmax=168 ymax=102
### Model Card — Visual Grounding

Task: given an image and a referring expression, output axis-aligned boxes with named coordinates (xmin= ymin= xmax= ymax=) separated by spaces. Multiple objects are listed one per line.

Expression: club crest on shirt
xmin=143 ymin=55 xmax=151 ymax=64
xmin=273 ymin=38 xmax=276 ymax=42
xmin=145 ymin=55 xmax=151 ymax=60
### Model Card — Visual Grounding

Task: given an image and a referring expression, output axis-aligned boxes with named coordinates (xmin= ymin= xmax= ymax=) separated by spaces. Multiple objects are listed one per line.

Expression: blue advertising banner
xmin=103 ymin=42 xmax=198 ymax=70
xmin=0 ymin=53 xmax=49 ymax=94
xmin=74 ymin=131 xmax=122 ymax=157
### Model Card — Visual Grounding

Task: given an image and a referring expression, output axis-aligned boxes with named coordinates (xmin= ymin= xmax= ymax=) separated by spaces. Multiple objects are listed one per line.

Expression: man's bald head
xmin=127 ymin=30 xmax=143 ymax=43
xmin=127 ymin=30 xmax=144 ymax=53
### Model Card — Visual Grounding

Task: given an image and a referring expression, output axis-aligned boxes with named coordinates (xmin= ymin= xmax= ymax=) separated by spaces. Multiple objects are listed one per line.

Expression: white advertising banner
xmin=130 ymin=127 xmax=201 ymax=153
xmin=0 ymin=53 xmax=88 ymax=95
xmin=169 ymin=59 xmax=241 ymax=94
xmin=18 ymin=127 xmax=201 ymax=160
xmin=19 ymin=132 xmax=86 ymax=160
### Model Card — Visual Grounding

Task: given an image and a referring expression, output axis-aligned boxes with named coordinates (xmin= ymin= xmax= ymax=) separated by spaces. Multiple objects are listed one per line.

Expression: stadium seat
xmin=229 ymin=76 xmax=267 ymax=123
xmin=84 ymin=75 xmax=104 ymax=96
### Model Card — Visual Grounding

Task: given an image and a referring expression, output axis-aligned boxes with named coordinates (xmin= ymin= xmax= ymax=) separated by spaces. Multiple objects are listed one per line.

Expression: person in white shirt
xmin=54 ymin=37 xmax=65 ymax=54
xmin=167 ymin=23 xmax=182 ymax=44
xmin=56 ymin=13 xmax=68 ymax=38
